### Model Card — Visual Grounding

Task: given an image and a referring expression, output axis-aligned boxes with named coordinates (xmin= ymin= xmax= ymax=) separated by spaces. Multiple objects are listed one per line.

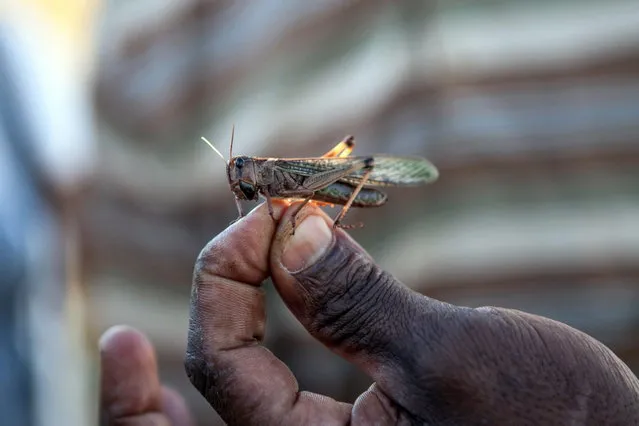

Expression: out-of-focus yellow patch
xmin=20 ymin=0 xmax=99 ymax=37
xmin=3 ymin=0 xmax=100 ymax=57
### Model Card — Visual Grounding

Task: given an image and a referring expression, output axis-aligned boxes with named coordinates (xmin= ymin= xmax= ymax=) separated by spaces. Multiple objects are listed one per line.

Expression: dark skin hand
xmin=100 ymin=201 xmax=639 ymax=425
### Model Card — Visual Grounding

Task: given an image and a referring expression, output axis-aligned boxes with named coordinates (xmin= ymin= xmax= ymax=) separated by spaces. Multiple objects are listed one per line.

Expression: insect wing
xmin=274 ymin=155 xmax=438 ymax=187
xmin=347 ymin=155 xmax=439 ymax=187
xmin=272 ymin=157 xmax=358 ymax=177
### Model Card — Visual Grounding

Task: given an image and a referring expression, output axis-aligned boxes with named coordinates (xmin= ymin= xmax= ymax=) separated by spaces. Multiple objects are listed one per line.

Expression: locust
xmin=202 ymin=128 xmax=439 ymax=230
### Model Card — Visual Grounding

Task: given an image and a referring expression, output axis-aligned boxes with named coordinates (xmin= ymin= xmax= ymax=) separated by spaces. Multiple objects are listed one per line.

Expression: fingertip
xmin=281 ymin=214 xmax=334 ymax=272
xmin=99 ymin=325 xmax=153 ymax=358
xmin=195 ymin=200 xmax=289 ymax=286
xmin=271 ymin=201 xmax=375 ymax=284
xmin=100 ymin=325 xmax=162 ymax=418
xmin=271 ymin=202 xmax=335 ymax=269
xmin=227 ymin=199 xmax=289 ymax=230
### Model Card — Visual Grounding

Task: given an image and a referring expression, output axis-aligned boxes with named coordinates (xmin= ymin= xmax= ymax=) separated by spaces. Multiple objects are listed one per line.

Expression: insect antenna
xmin=201 ymin=137 xmax=228 ymax=165
xmin=229 ymin=124 xmax=235 ymax=159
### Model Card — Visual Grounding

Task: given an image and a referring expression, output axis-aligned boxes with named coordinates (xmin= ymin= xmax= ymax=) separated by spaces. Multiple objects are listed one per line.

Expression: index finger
xmin=185 ymin=202 xmax=351 ymax=426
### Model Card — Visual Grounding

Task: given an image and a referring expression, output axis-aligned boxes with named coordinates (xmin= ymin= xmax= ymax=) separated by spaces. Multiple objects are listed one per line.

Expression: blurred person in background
xmin=0 ymin=1 xmax=98 ymax=425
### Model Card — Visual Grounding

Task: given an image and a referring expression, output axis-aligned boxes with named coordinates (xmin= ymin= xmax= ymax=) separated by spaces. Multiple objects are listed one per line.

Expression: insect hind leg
xmin=332 ymin=157 xmax=374 ymax=229
xmin=322 ymin=136 xmax=355 ymax=158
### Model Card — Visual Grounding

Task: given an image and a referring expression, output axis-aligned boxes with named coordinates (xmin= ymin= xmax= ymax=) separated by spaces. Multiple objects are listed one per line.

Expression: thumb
xmin=270 ymin=202 xmax=451 ymax=378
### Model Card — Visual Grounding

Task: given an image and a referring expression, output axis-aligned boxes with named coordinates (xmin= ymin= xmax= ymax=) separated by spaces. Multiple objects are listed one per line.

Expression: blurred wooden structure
xmin=88 ymin=1 xmax=639 ymax=424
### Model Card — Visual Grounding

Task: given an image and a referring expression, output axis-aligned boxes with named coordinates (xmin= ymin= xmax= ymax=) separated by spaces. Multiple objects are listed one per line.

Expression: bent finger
xmin=185 ymin=202 xmax=351 ymax=425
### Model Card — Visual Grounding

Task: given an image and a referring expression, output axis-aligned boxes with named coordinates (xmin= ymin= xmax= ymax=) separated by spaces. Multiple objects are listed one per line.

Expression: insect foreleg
xmin=262 ymin=190 xmax=275 ymax=221
xmin=235 ymin=197 xmax=245 ymax=218
xmin=227 ymin=197 xmax=246 ymax=226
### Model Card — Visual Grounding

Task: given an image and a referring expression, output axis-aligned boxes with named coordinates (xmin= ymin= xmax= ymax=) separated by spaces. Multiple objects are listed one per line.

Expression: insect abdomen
xmin=313 ymin=182 xmax=387 ymax=207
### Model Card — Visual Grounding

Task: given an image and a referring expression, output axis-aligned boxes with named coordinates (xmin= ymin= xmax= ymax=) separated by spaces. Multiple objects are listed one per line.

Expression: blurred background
xmin=1 ymin=1 xmax=639 ymax=425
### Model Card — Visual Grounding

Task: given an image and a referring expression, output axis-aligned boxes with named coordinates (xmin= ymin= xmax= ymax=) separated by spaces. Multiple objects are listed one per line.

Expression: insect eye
xmin=235 ymin=157 xmax=244 ymax=168
xmin=239 ymin=181 xmax=256 ymax=200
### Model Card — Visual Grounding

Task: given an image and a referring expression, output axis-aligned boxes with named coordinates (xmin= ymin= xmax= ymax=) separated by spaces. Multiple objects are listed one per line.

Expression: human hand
xmin=183 ymin=201 xmax=639 ymax=425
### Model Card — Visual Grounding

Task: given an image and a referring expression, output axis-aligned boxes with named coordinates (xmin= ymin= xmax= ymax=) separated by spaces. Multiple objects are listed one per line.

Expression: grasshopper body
xmin=203 ymin=134 xmax=438 ymax=229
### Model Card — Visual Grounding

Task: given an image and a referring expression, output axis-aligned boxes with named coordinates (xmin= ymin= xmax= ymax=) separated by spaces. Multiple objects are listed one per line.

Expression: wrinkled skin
xmin=100 ymin=201 xmax=639 ymax=426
